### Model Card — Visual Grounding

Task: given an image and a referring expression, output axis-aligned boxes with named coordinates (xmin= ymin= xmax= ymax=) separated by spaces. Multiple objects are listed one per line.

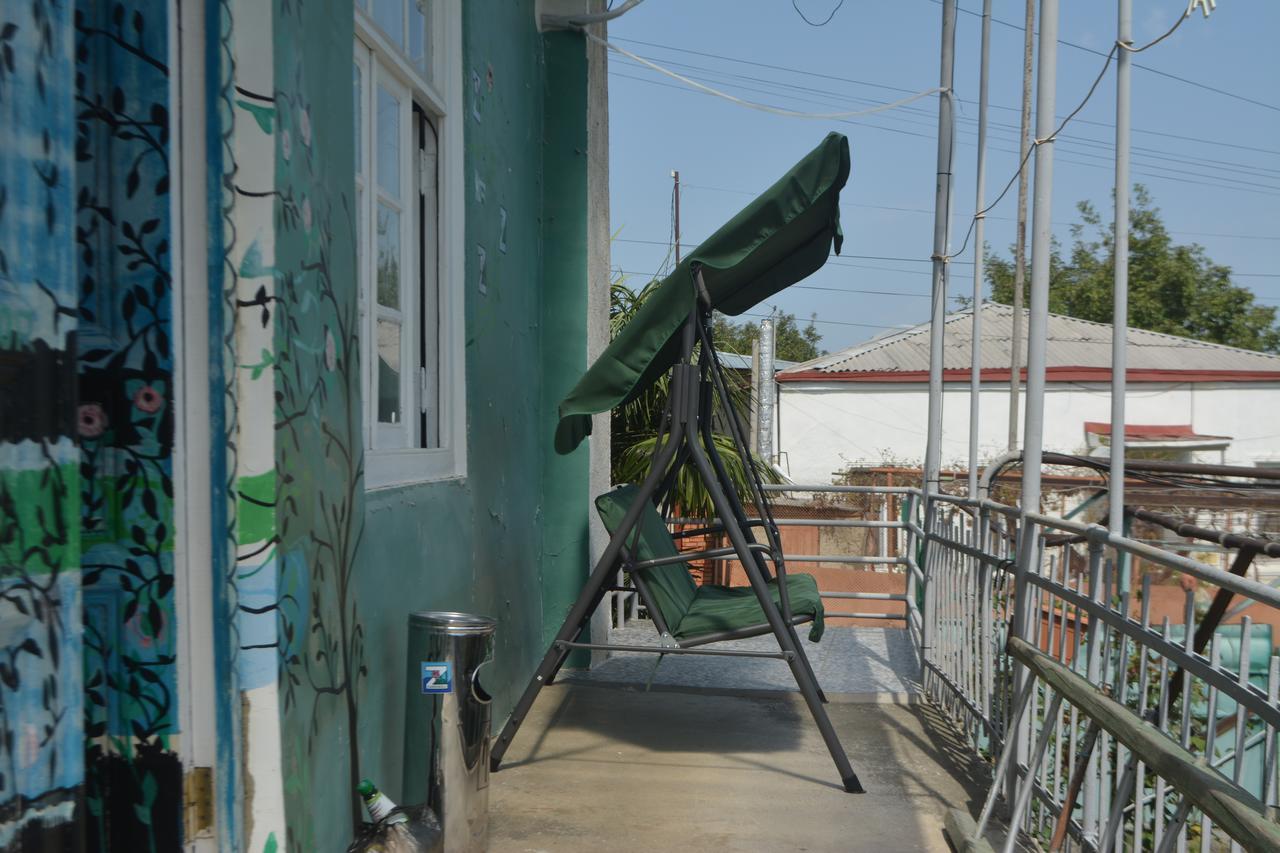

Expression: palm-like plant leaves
xmin=610 ymin=275 xmax=780 ymax=518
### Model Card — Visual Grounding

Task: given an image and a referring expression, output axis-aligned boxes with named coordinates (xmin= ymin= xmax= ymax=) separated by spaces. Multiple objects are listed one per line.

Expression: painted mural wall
xmin=269 ymin=1 xmax=365 ymax=849
xmin=0 ymin=1 xmax=84 ymax=849
xmin=73 ymin=1 xmax=184 ymax=848
xmin=195 ymin=1 xmax=599 ymax=847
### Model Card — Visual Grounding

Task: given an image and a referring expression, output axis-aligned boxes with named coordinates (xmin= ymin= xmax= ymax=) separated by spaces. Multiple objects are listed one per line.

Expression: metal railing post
xmin=1082 ymin=534 xmax=1108 ymax=844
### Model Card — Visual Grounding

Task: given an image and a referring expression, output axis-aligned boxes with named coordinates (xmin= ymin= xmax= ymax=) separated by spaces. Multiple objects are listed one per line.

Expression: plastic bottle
xmin=357 ymin=780 xmax=409 ymax=826
xmin=349 ymin=780 xmax=444 ymax=853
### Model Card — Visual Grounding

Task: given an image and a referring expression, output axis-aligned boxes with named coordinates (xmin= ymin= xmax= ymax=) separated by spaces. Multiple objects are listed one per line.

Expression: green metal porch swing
xmin=488 ymin=133 xmax=864 ymax=794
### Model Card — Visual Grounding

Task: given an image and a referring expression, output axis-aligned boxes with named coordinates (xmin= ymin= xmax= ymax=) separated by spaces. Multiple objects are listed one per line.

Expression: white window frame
xmin=355 ymin=2 xmax=466 ymax=489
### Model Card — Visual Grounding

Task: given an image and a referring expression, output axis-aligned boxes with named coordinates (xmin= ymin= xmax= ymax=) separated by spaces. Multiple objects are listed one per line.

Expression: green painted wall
xmin=338 ymin=0 xmax=596 ymax=843
xmin=358 ymin=0 xmax=595 ymax=780
xmin=539 ymin=31 xmax=592 ymax=658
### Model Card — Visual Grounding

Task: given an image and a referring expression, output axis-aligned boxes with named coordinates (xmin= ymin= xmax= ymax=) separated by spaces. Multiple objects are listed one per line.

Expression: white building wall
xmin=776 ymin=381 xmax=1280 ymax=484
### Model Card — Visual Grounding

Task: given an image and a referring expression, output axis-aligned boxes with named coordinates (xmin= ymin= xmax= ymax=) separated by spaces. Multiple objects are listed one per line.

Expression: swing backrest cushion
xmin=594 ymin=485 xmax=699 ymax=631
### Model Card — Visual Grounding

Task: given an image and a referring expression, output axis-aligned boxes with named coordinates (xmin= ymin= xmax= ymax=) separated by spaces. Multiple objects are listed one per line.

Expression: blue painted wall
xmin=0 ymin=1 xmax=84 ymax=849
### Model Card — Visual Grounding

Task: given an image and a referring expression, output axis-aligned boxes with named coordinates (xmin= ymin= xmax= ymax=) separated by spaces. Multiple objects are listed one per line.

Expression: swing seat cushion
xmin=679 ymin=573 xmax=825 ymax=643
xmin=594 ymin=485 xmax=825 ymax=644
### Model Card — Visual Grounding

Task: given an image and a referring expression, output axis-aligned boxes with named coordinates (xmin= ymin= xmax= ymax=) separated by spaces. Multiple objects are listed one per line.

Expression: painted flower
xmin=281 ymin=128 xmax=292 ymax=162
xmin=133 ymin=384 xmax=163 ymax=413
xmin=78 ymin=403 xmax=108 ymax=438
xmin=299 ymin=107 xmax=312 ymax=148
xmin=324 ymin=327 xmax=337 ymax=372
xmin=301 ymin=196 xmax=313 ymax=232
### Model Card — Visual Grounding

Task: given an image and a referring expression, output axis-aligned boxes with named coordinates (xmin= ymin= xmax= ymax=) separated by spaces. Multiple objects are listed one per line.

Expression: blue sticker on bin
xmin=421 ymin=662 xmax=452 ymax=694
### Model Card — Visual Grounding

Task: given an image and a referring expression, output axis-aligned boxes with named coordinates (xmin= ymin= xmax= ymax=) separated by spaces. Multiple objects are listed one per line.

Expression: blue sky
xmin=606 ymin=1 xmax=1280 ymax=353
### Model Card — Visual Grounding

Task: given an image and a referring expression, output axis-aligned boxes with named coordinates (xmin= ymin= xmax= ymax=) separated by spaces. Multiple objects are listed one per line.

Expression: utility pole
xmin=1110 ymin=0 xmax=1132 ymax=589
xmin=750 ymin=338 xmax=761 ymax=455
xmin=1007 ymin=0 xmax=1035 ymax=452
xmin=967 ymin=0 xmax=992 ymax=499
xmin=672 ymin=169 xmax=681 ymax=264
xmin=758 ymin=319 xmax=776 ymax=464
xmin=1009 ymin=0 xmax=1059 ymax=815
xmin=923 ymin=0 xmax=957 ymax=499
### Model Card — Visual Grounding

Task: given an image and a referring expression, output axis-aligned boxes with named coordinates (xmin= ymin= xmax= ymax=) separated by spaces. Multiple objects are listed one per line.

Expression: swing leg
xmin=687 ymin=436 xmax=863 ymax=793
xmin=786 ymin=622 xmax=828 ymax=704
xmin=489 ymin=573 xmax=606 ymax=771
xmin=491 ymin=418 xmax=686 ymax=772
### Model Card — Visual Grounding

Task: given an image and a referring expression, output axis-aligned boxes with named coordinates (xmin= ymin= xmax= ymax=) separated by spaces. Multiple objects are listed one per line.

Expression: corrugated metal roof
xmin=716 ymin=351 xmax=797 ymax=372
xmin=780 ymin=303 xmax=1280 ymax=376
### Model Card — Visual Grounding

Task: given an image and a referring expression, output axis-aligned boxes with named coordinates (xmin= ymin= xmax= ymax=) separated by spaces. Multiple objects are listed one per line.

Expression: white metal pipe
xmin=1109 ymin=0 xmax=1132 ymax=591
xmin=968 ymin=0 xmax=993 ymax=499
xmin=924 ymin=0 xmax=957 ymax=497
xmin=1020 ymin=0 xmax=1058 ymax=556
xmin=1009 ymin=0 xmax=1059 ymax=812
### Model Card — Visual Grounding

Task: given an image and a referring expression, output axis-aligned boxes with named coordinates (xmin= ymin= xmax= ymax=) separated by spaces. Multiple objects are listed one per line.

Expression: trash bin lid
xmin=409 ymin=611 xmax=497 ymax=635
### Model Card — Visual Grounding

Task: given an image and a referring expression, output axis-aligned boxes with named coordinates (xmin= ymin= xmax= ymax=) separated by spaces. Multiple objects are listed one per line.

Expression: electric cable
xmin=609 ymin=70 xmax=1280 ymax=196
xmin=610 ymin=36 xmax=1280 ymax=156
xmin=925 ymin=0 xmax=1280 ymax=113
xmin=590 ymin=32 xmax=944 ymax=120
xmin=791 ymin=0 xmax=846 ymax=27
xmin=609 ymin=53 xmax=1280 ymax=178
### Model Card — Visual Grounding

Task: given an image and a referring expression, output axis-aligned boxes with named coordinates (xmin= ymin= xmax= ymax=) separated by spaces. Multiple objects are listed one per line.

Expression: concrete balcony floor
xmin=489 ymin=627 xmax=1012 ymax=851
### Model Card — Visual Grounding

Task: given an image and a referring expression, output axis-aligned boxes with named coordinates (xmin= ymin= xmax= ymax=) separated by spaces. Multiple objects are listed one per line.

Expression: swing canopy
xmin=554 ymin=132 xmax=852 ymax=454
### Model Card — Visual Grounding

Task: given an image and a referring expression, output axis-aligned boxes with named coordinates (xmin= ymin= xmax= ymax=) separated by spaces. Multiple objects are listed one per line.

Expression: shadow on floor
xmin=489 ymin=683 xmax=1004 ymax=852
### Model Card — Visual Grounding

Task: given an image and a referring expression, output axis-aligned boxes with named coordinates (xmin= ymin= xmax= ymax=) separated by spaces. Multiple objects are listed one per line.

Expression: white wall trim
xmin=172 ymin=0 xmax=219 ymax=847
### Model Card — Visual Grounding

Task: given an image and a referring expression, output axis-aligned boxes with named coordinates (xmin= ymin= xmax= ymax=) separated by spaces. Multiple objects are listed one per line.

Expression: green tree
xmin=986 ymin=186 xmax=1280 ymax=352
xmin=610 ymin=275 xmax=778 ymax=516
xmin=713 ymin=311 xmax=824 ymax=363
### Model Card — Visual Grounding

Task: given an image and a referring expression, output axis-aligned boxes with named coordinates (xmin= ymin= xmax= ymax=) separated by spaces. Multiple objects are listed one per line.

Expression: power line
xmin=595 ymin=34 xmax=943 ymax=120
xmin=927 ymin=0 xmax=1280 ymax=113
xmin=615 ymin=237 xmax=1280 ymax=278
xmin=683 ymin=182 xmax=1280 ymax=242
xmin=611 ymin=54 xmax=1280 ymax=178
xmin=610 ymin=36 xmax=1280 ymax=156
xmin=615 ymin=269 xmax=932 ymax=297
xmin=609 ymin=70 xmax=1280 ymax=197
xmin=791 ymin=0 xmax=845 ymax=27
xmin=613 ymin=236 xmax=974 ymax=265
xmin=739 ymin=310 xmax=897 ymax=331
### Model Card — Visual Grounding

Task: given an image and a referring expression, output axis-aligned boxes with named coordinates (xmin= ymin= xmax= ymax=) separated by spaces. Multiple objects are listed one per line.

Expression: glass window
xmin=409 ymin=1 xmax=430 ymax=77
xmin=376 ymin=86 xmax=400 ymax=195
xmin=356 ymin=1 xmax=458 ymax=485
xmin=375 ymin=204 xmax=401 ymax=308
xmin=372 ymin=0 xmax=404 ymax=50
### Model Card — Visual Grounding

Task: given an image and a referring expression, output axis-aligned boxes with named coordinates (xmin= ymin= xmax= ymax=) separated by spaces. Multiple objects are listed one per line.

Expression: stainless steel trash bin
xmin=402 ymin=611 xmax=496 ymax=853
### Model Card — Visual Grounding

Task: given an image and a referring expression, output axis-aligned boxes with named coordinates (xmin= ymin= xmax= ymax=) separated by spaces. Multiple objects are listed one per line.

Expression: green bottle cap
xmin=357 ymin=779 xmax=376 ymax=798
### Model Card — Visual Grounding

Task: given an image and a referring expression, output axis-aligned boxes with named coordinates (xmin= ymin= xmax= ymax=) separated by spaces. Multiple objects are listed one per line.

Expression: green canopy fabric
xmin=555 ymin=133 xmax=851 ymax=454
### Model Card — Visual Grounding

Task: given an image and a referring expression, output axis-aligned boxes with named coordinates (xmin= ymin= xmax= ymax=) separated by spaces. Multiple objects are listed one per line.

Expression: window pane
xmin=376 ymin=204 xmax=400 ymax=308
xmin=410 ymin=1 xmax=430 ymax=77
xmin=377 ymin=84 xmax=400 ymax=195
xmin=376 ymin=319 xmax=402 ymax=424
xmin=372 ymin=0 xmax=404 ymax=50
xmin=353 ymin=62 xmax=362 ymax=170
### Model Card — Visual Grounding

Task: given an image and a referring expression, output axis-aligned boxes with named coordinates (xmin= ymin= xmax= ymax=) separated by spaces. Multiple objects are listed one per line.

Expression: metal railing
xmin=922 ymin=490 xmax=1280 ymax=852
xmin=600 ymin=480 xmax=1279 ymax=849
xmin=609 ymin=484 xmax=922 ymax=630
